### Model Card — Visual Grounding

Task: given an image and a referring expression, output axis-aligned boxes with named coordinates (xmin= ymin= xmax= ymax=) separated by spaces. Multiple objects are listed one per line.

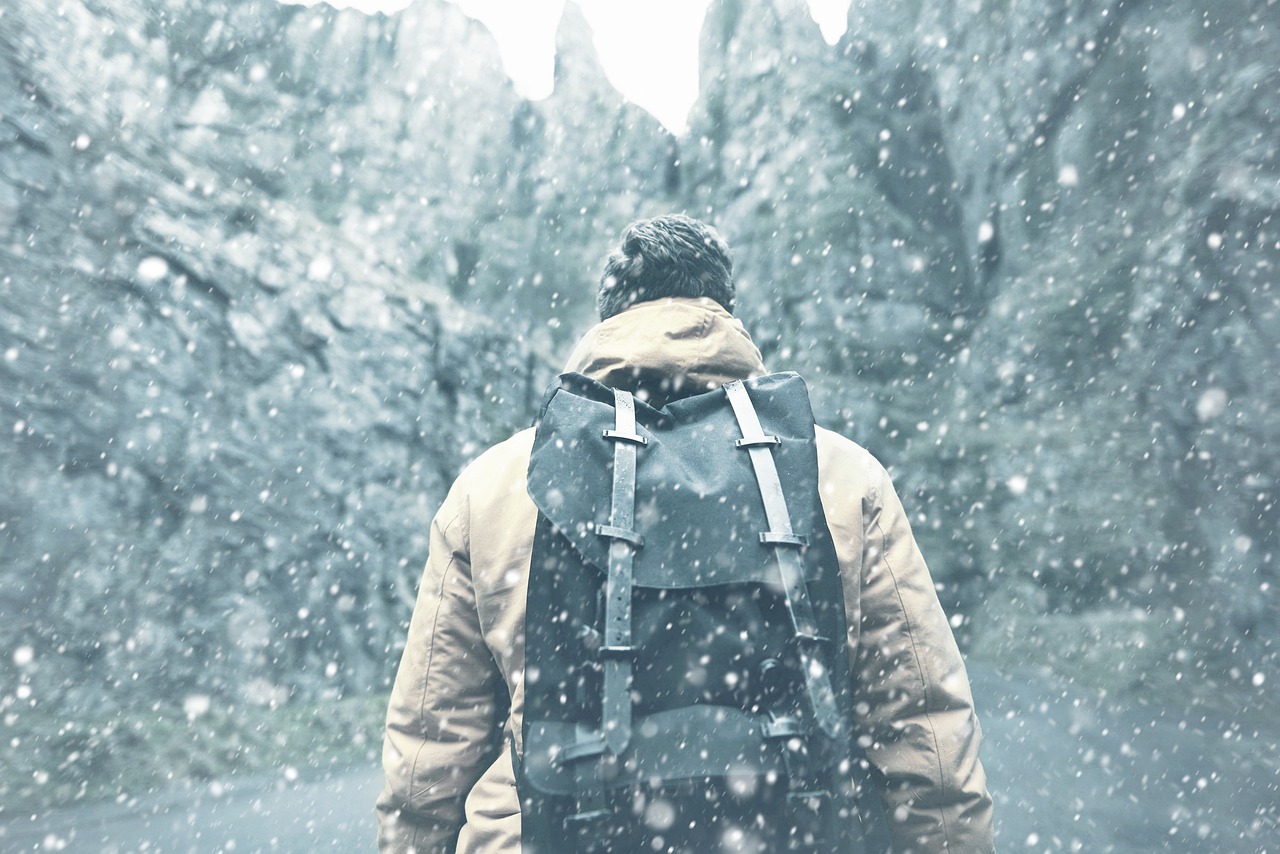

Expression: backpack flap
xmin=527 ymin=372 xmax=831 ymax=590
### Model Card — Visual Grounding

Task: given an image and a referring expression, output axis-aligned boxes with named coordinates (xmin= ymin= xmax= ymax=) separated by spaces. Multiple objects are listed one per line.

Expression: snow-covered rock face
xmin=687 ymin=0 xmax=1279 ymax=689
xmin=0 ymin=0 xmax=559 ymax=736
xmin=0 ymin=0 xmax=683 ymax=785
xmin=0 ymin=0 xmax=1276 ymax=809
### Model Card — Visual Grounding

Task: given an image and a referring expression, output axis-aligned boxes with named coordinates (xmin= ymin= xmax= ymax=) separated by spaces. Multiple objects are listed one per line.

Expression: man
xmin=377 ymin=215 xmax=994 ymax=852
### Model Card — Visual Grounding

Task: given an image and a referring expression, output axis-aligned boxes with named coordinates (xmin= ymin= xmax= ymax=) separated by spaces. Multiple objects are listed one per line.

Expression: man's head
xmin=596 ymin=214 xmax=735 ymax=320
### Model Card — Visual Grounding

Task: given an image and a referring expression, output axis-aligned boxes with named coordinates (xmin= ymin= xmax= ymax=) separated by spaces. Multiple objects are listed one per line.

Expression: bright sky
xmin=282 ymin=0 xmax=852 ymax=133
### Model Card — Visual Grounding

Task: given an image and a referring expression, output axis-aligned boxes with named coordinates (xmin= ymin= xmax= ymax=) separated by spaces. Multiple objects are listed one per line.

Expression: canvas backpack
xmin=516 ymin=371 xmax=884 ymax=853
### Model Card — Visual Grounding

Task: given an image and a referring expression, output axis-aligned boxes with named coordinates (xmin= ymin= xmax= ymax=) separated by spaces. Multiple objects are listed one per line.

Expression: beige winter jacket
xmin=377 ymin=298 xmax=994 ymax=853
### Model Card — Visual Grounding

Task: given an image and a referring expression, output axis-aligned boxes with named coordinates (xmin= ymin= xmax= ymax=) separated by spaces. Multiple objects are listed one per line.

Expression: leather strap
xmin=765 ymin=713 xmax=832 ymax=801
xmin=565 ymin=725 xmax=609 ymax=833
xmin=724 ymin=380 xmax=841 ymax=739
xmin=597 ymin=388 xmax=641 ymax=755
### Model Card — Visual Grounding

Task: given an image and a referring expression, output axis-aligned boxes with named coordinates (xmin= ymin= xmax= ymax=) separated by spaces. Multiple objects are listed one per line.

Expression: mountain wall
xmin=684 ymin=0 xmax=1278 ymax=694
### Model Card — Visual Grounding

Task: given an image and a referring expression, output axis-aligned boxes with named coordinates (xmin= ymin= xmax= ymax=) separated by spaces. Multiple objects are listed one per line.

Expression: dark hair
xmin=596 ymin=215 xmax=735 ymax=320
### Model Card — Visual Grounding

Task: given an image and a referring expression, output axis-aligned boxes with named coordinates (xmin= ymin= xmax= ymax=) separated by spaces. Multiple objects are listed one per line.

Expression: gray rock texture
xmin=685 ymin=0 xmax=1278 ymax=703
xmin=0 ymin=0 xmax=556 ymax=802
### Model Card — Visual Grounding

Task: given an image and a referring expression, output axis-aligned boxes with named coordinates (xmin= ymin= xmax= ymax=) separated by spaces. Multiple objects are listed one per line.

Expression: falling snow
xmin=1 ymin=0 xmax=1277 ymax=850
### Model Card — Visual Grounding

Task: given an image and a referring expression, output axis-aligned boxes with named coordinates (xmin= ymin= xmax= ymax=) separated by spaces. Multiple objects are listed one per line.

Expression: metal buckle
xmin=759 ymin=531 xmax=809 ymax=547
xmin=602 ymin=428 xmax=648 ymax=445
xmin=597 ymin=524 xmax=644 ymax=546
xmin=560 ymin=734 xmax=607 ymax=764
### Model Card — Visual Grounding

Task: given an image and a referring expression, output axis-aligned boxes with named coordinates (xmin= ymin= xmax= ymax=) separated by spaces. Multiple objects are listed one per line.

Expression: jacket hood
xmin=563 ymin=297 xmax=766 ymax=404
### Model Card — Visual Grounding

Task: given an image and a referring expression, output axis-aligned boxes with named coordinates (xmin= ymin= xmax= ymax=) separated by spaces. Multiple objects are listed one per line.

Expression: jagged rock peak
xmin=553 ymin=1 xmax=611 ymax=94
xmin=392 ymin=0 xmax=507 ymax=78
xmin=271 ymin=0 xmax=509 ymax=96
xmin=839 ymin=0 xmax=917 ymax=59
xmin=699 ymin=0 xmax=826 ymax=83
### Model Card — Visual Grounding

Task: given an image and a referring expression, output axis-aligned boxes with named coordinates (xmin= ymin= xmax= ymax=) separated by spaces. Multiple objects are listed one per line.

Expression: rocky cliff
xmin=685 ymin=0 xmax=1278 ymax=695
xmin=1 ymin=0 xmax=1276 ymax=810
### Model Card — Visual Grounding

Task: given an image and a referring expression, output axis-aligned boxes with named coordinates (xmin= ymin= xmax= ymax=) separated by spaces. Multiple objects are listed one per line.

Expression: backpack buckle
xmin=764 ymin=714 xmax=804 ymax=740
xmin=560 ymin=733 xmax=607 ymax=763
xmin=735 ymin=434 xmax=781 ymax=447
xmin=760 ymin=531 xmax=808 ymax=547
xmin=603 ymin=428 xmax=648 ymax=445
xmin=787 ymin=788 xmax=832 ymax=801
xmin=598 ymin=644 xmax=634 ymax=658
xmin=564 ymin=807 xmax=612 ymax=826
xmin=597 ymin=524 xmax=644 ymax=547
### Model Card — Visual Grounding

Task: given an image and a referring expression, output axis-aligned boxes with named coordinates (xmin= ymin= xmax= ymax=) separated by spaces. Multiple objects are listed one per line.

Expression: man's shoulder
xmin=454 ymin=427 xmax=536 ymax=492
xmin=433 ymin=427 xmax=536 ymax=529
xmin=814 ymin=425 xmax=880 ymax=471
xmin=813 ymin=425 xmax=892 ymax=499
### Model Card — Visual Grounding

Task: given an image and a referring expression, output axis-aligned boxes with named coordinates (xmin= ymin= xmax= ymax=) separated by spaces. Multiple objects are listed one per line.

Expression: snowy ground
xmin=0 ymin=765 xmax=382 ymax=852
xmin=971 ymin=666 xmax=1277 ymax=852
xmin=1 ymin=664 xmax=1275 ymax=852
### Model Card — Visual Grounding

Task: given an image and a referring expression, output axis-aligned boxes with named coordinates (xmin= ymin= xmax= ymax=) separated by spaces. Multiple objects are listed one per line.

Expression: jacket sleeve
xmin=854 ymin=459 xmax=995 ymax=853
xmin=376 ymin=480 xmax=503 ymax=853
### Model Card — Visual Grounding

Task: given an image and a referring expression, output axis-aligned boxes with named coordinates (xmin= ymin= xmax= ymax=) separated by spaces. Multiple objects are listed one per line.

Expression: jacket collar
xmin=563 ymin=297 xmax=766 ymax=405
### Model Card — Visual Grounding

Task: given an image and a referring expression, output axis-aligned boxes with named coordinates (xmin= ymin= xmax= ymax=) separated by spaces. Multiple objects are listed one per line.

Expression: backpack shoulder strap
xmin=597 ymin=387 xmax=645 ymax=755
xmin=723 ymin=379 xmax=842 ymax=739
